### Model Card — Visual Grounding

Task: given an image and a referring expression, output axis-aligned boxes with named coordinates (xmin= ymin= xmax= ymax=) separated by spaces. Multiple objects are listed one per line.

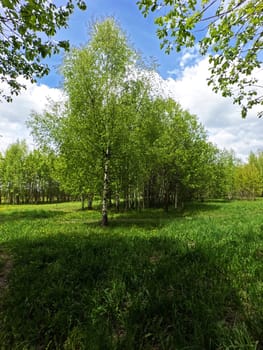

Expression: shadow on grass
xmin=1 ymin=232 xmax=258 ymax=350
xmin=106 ymin=203 xmax=222 ymax=229
xmin=83 ymin=208 xmax=182 ymax=230
xmin=84 ymin=219 xmax=166 ymax=231
xmin=183 ymin=201 xmax=229 ymax=214
xmin=0 ymin=200 xmax=224 ymax=227
xmin=0 ymin=209 xmax=66 ymax=223
xmin=95 ymin=203 xmax=223 ymax=230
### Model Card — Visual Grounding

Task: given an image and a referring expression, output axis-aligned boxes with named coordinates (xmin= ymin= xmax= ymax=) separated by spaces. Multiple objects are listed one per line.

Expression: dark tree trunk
xmin=87 ymin=194 xmax=93 ymax=210
xmin=102 ymin=212 xmax=108 ymax=226
xmin=174 ymin=183 xmax=179 ymax=209
xmin=115 ymin=193 xmax=120 ymax=212
xmin=164 ymin=191 xmax=169 ymax=212
xmin=81 ymin=193 xmax=85 ymax=210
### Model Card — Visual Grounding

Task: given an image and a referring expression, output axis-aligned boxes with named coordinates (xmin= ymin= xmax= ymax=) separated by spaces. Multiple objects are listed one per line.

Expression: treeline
xmin=0 ymin=141 xmax=70 ymax=205
xmin=1 ymin=19 xmax=262 ymax=224
xmin=0 ymin=139 xmax=262 ymax=208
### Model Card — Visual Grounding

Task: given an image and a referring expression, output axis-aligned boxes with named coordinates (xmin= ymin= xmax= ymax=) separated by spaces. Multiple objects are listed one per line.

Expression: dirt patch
xmin=0 ymin=251 xmax=13 ymax=292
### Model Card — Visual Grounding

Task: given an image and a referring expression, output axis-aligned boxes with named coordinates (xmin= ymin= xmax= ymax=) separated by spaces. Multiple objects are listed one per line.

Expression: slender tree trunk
xmin=174 ymin=183 xmax=179 ymax=209
xmin=87 ymin=193 xmax=93 ymax=210
xmin=102 ymin=147 xmax=110 ymax=226
xmin=163 ymin=176 xmax=169 ymax=212
xmin=164 ymin=190 xmax=169 ymax=212
xmin=115 ymin=193 xmax=120 ymax=212
xmin=81 ymin=193 xmax=85 ymax=210
xmin=142 ymin=185 xmax=145 ymax=209
xmin=11 ymin=192 xmax=14 ymax=204
xmin=125 ymin=190 xmax=129 ymax=210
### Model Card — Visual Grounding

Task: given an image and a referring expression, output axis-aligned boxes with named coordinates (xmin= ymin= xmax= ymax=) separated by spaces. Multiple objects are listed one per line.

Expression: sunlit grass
xmin=0 ymin=200 xmax=262 ymax=349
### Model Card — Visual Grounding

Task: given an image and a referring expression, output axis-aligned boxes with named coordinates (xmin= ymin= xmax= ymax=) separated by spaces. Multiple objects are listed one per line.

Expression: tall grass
xmin=0 ymin=200 xmax=262 ymax=349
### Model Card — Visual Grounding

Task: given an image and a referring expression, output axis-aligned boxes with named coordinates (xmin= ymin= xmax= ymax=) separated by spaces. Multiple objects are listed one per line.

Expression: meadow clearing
xmin=0 ymin=200 xmax=262 ymax=349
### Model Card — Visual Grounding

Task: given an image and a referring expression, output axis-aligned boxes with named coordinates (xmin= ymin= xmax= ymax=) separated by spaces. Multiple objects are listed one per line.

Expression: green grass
xmin=0 ymin=200 xmax=262 ymax=349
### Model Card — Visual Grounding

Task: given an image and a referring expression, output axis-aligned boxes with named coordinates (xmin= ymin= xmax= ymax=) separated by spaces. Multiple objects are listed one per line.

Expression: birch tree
xmin=62 ymin=19 xmax=146 ymax=225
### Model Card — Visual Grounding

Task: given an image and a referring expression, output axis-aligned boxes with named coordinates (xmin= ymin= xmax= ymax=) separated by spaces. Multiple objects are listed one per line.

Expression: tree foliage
xmin=0 ymin=140 xmax=65 ymax=204
xmin=235 ymin=163 xmax=261 ymax=199
xmin=0 ymin=0 xmax=86 ymax=100
xmin=24 ymin=18 xmax=263 ymax=220
xmin=1 ymin=138 xmax=262 ymax=206
xmin=137 ymin=0 xmax=263 ymax=118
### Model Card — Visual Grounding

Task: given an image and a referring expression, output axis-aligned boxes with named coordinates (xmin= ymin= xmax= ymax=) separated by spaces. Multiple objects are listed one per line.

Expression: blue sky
xmin=1 ymin=0 xmax=263 ymax=161
xmin=40 ymin=0 xmax=185 ymax=87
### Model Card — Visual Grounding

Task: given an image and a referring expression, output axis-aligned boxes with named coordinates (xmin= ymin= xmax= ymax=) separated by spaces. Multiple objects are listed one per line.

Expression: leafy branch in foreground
xmin=137 ymin=0 xmax=263 ymax=118
xmin=0 ymin=0 xmax=87 ymax=101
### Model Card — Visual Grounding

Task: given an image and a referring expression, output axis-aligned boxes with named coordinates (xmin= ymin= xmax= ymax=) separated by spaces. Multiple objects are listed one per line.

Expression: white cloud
xmin=168 ymin=45 xmax=201 ymax=75
xmin=160 ymin=57 xmax=263 ymax=161
xmin=0 ymin=79 xmax=63 ymax=154
xmin=1 ymin=61 xmax=262 ymax=162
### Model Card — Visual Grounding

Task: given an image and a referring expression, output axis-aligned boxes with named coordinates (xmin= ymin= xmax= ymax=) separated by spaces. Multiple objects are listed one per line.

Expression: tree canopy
xmin=0 ymin=0 xmax=86 ymax=101
xmin=28 ymin=19 xmax=220 ymax=223
xmin=137 ymin=0 xmax=263 ymax=118
xmin=24 ymin=18 xmax=263 ymax=224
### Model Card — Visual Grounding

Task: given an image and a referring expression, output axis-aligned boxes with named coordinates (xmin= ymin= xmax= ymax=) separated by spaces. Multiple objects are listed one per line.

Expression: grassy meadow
xmin=0 ymin=200 xmax=262 ymax=349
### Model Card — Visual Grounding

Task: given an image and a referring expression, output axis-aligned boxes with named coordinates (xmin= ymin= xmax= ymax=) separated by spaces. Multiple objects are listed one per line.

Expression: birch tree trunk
xmin=102 ymin=148 xmax=110 ymax=226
